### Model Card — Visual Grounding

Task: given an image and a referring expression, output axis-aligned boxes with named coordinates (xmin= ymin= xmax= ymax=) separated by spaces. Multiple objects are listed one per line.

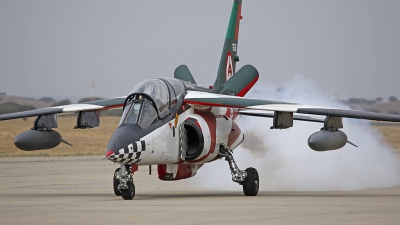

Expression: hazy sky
xmin=1 ymin=0 xmax=400 ymax=101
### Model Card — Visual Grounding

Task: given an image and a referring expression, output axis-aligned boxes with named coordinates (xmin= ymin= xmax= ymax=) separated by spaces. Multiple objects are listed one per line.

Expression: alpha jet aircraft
xmin=1 ymin=0 xmax=400 ymax=200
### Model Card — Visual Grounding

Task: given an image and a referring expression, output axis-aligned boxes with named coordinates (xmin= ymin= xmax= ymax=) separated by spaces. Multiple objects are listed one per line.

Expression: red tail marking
xmin=234 ymin=3 xmax=242 ymax=40
xmin=236 ymin=74 xmax=259 ymax=97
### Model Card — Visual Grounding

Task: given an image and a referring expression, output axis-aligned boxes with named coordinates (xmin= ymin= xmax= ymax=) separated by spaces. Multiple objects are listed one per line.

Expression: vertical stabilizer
xmin=174 ymin=65 xmax=197 ymax=84
xmin=212 ymin=0 xmax=242 ymax=93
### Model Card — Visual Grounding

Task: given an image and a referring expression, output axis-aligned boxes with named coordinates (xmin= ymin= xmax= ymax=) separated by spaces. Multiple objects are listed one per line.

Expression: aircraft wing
xmin=184 ymin=91 xmax=400 ymax=122
xmin=0 ymin=97 xmax=126 ymax=121
xmin=239 ymin=110 xmax=326 ymax=123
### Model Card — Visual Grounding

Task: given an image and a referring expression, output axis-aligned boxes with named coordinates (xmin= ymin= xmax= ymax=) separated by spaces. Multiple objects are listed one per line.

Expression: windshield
xmin=120 ymin=97 xmax=158 ymax=128
xmin=124 ymin=101 xmax=141 ymax=124
xmin=138 ymin=102 xmax=158 ymax=128
xmin=130 ymin=79 xmax=169 ymax=114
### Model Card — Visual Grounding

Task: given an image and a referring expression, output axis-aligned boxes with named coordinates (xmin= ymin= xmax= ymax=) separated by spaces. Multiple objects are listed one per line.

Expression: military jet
xmin=1 ymin=0 xmax=400 ymax=200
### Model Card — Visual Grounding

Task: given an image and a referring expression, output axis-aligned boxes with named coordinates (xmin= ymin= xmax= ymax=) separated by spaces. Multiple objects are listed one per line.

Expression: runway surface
xmin=0 ymin=156 xmax=399 ymax=225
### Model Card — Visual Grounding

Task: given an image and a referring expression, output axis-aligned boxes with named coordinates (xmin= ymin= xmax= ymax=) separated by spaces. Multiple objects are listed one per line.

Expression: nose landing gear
xmin=113 ymin=165 xmax=135 ymax=200
xmin=219 ymin=144 xmax=259 ymax=196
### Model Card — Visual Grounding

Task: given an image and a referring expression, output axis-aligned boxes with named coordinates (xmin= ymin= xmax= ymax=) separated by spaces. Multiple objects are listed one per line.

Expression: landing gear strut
xmin=219 ymin=144 xmax=259 ymax=196
xmin=114 ymin=165 xmax=135 ymax=200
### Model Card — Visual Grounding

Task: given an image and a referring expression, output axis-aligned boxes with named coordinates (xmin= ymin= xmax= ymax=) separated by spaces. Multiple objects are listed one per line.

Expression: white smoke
xmin=194 ymin=74 xmax=400 ymax=191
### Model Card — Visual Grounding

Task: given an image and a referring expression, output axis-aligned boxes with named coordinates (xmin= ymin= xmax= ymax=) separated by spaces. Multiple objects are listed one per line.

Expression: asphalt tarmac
xmin=0 ymin=156 xmax=399 ymax=225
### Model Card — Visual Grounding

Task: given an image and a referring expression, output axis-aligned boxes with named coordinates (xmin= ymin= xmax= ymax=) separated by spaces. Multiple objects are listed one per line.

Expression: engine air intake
xmin=183 ymin=118 xmax=204 ymax=160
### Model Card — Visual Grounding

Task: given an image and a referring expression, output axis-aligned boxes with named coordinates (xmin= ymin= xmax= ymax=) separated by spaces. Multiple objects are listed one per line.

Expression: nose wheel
xmin=121 ymin=180 xmax=135 ymax=200
xmin=113 ymin=168 xmax=122 ymax=196
xmin=219 ymin=144 xmax=259 ymax=196
xmin=114 ymin=165 xmax=136 ymax=200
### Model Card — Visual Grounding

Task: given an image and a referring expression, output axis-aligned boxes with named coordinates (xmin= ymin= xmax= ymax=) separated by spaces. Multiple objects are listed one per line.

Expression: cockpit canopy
xmin=119 ymin=78 xmax=186 ymax=128
xmin=130 ymin=79 xmax=169 ymax=115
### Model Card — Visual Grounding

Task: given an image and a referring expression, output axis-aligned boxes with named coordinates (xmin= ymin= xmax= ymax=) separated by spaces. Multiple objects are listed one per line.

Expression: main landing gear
xmin=113 ymin=165 xmax=135 ymax=200
xmin=219 ymin=144 xmax=259 ymax=196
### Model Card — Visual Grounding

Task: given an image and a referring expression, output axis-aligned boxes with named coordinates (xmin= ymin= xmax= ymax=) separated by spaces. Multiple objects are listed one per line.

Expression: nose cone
xmin=105 ymin=150 xmax=114 ymax=158
xmin=106 ymin=124 xmax=141 ymax=153
xmin=105 ymin=124 xmax=145 ymax=164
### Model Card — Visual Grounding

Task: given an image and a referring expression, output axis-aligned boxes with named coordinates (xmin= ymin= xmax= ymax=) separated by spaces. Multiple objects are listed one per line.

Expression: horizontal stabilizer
xmin=219 ymin=65 xmax=259 ymax=96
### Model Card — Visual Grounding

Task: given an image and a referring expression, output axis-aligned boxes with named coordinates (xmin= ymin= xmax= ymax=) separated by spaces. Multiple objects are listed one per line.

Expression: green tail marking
xmin=212 ymin=0 xmax=242 ymax=93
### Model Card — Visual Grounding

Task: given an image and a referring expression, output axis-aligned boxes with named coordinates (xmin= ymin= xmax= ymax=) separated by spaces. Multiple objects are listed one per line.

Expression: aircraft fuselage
xmin=105 ymin=78 xmax=243 ymax=181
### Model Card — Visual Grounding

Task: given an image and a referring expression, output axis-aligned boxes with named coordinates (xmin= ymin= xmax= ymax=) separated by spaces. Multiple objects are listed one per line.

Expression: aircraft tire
xmin=113 ymin=168 xmax=122 ymax=196
xmin=242 ymin=167 xmax=259 ymax=196
xmin=121 ymin=181 xmax=135 ymax=200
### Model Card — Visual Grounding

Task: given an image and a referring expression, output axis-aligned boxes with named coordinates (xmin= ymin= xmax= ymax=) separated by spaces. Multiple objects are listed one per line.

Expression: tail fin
xmin=212 ymin=0 xmax=242 ymax=93
xmin=174 ymin=65 xmax=197 ymax=84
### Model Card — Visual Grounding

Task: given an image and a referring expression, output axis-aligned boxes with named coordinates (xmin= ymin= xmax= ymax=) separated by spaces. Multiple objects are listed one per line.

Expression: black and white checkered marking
xmin=107 ymin=140 xmax=146 ymax=164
